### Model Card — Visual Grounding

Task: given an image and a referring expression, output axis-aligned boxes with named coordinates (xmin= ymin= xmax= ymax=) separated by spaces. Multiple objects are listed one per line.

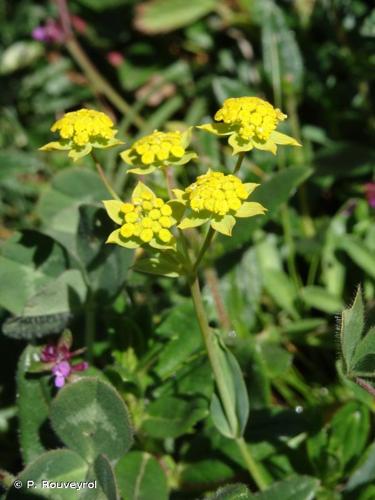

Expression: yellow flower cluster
xmin=215 ymin=97 xmax=286 ymax=142
xmin=51 ymin=109 xmax=117 ymax=147
xmin=130 ymin=130 xmax=185 ymax=165
xmin=119 ymin=192 xmax=174 ymax=244
xmin=185 ymin=171 xmax=248 ymax=216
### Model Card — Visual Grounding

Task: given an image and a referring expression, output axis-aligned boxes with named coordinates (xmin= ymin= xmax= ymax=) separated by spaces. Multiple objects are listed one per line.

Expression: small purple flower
xmin=40 ymin=336 xmax=87 ymax=388
xmin=32 ymin=20 xmax=65 ymax=44
xmin=52 ymin=361 xmax=71 ymax=388
xmin=364 ymin=182 xmax=375 ymax=209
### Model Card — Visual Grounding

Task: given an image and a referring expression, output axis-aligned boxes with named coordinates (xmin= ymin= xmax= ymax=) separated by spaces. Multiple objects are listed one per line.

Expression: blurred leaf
xmin=263 ymin=269 xmax=299 ymax=318
xmin=261 ymin=0 xmax=303 ymax=95
xmin=141 ymin=396 xmax=208 ymax=438
xmin=221 ymin=167 xmax=312 ymax=251
xmin=346 ymin=441 xmax=375 ymax=493
xmin=254 ymin=475 xmax=319 ymax=500
xmin=77 ymin=0 xmax=130 ymax=10
xmin=0 ymin=41 xmax=43 ymax=75
xmin=212 ymin=77 xmax=254 ymax=103
xmin=338 ymin=236 xmax=375 ymax=280
xmin=259 ymin=342 xmax=292 ymax=378
xmin=301 ymin=286 xmax=344 ymax=314
xmin=115 ymin=451 xmax=168 ymax=500
xmin=181 ymin=459 xmax=234 ymax=487
xmin=204 ymin=483 xmax=252 ymax=499
xmin=135 ymin=0 xmax=217 ymax=34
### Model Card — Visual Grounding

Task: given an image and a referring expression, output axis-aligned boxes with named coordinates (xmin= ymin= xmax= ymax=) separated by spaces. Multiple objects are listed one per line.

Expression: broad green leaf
xmin=0 ymin=230 xmax=67 ymax=315
xmin=141 ymin=396 xmax=208 ymax=438
xmin=340 ymin=288 xmax=365 ymax=372
xmin=8 ymin=450 xmax=88 ymax=499
xmin=16 ymin=346 xmax=51 ymax=464
xmin=37 ymin=167 xmax=107 ymax=253
xmin=50 ymin=378 xmax=133 ymax=463
xmin=135 ymin=0 xmax=217 ymax=34
xmin=181 ymin=459 xmax=235 ymax=488
xmin=103 ymin=200 xmax=124 ymax=225
xmin=115 ymin=452 xmax=168 ymax=500
xmin=301 ymin=286 xmax=343 ymax=314
xmin=259 ymin=342 xmax=292 ymax=378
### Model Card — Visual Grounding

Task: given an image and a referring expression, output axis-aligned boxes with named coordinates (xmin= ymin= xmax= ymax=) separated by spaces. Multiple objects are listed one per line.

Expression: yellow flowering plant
xmin=175 ymin=171 xmax=266 ymax=236
xmin=198 ymin=96 xmax=301 ymax=155
xmin=120 ymin=128 xmax=197 ymax=174
xmin=40 ymin=108 xmax=123 ymax=161
xmin=40 ymin=97 xmax=300 ymax=491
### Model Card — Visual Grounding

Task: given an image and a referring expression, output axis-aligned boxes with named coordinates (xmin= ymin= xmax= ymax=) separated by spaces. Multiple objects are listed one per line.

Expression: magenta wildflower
xmin=32 ymin=20 xmax=65 ymax=44
xmin=364 ymin=182 xmax=375 ymax=208
xmin=40 ymin=337 xmax=88 ymax=388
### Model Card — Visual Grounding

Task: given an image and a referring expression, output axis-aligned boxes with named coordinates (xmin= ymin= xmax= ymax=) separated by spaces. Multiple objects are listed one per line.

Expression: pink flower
xmin=364 ymin=182 xmax=375 ymax=208
xmin=32 ymin=20 xmax=65 ymax=44
xmin=40 ymin=338 xmax=88 ymax=388
xmin=107 ymin=51 xmax=124 ymax=67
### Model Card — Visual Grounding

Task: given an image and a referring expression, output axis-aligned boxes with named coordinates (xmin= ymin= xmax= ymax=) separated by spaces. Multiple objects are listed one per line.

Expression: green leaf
xmin=221 ymin=167 xmax=312 ymax=252
xmin=259 ymin=342 xmax=292 ymax=378
xmin=352 ymin=327 xmax=375 ymax=373
xmin=263 ymin=269 xmax=299 ymax=318
xmin=82 ymin=455 xmax=120 ymax=500
xmin=261 ymin=2 xmax=303 ymax=95
xmin=210 ymin=340 xmax=249 ymax=438
xmin=133 ymin=252 xmax=185 ymax=278
xmin=50 ymin=378 xmax=133 ymax=463
xmin=8 ymin=450 xmax=88 ymax=499
xmin=0 ymin=231 xmax=68 ymax=315
xmin=205 ymin=483 xmax=252 ymax=499
xmin=340 ymin=287 xmax=365 ymax=373
xmin=16 ymin=346 xmax=51 ymax=464
xmin=346 ymin=441 xmax=375 ymax=493
xmin=179 ymin=215 xmax=209 ymax=230
xmin=3 ymin=270 xmax=87 ymax=339
xmin=181 ymin=459 xmax=235 ymax=489
xmin=134 ymin=0 xmax=217 ymax=34
xmin=154 ymin=302 xmax=202 ymax=378
xmin=301 ymin=286 xmax=344 ymax=314
xmin=115 ymin=452 xmax=168 ymax=500
xmin=141 ymin=396 xmax=208 ymax=438
xmin=37 ymin=168 xmax=108 ymax=253
xmin=338 ymin=236 xmax=375 ymax=280
xmin=255 ymin=475 xmax=319 ymax=500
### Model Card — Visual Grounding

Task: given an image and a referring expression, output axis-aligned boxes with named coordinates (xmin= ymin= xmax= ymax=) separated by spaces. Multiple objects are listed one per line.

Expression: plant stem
xmin=189 ymin=277 xmax=266 ymax=490
xmin=192 ymin=226 xmax=215 ymax=275
xmin=355 ymin=378 xmax=375 ymax=398
xmin=236 ymin=436 xmax=268 ymax=490
xmin=233 ymin=152 xmax=245 ymax=174
xmin=91 ymin=152 xmax=120 ymax=200
xmin=84 ymin=289 xmax=95 ymax=363
xmin=55 ymin=0 xmax=144 ymax=128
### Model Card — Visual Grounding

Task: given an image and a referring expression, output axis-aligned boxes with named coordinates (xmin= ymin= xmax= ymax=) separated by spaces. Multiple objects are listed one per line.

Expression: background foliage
xmin=0 ymin=0 xmax=374 ymax=498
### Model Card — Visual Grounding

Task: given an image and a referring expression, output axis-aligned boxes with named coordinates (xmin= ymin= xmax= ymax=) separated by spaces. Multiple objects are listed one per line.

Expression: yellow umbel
xmin=215 ymin=97 xmax=286 ymax=142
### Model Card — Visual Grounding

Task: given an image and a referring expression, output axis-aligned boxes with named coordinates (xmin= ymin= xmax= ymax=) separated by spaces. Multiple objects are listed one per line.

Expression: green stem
xmin=236 ymin=437 xmax=268 ymax=490
xmin=55 ymin=0 xmax=144 ymax=128
xmin=189 ymin=277 xmax=267 ymax=490
xmin=91 ymin=152 xmax=120 ymax=200
xmin=192 ymin=226 xmax=215 ymax=275
xmin=280 ymin=205 xmax=301 ymax=289
xmin=84 ymin=289 xmax=95 ymax=363
xmin=233 ymin=152 xmax=245 ymax=174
